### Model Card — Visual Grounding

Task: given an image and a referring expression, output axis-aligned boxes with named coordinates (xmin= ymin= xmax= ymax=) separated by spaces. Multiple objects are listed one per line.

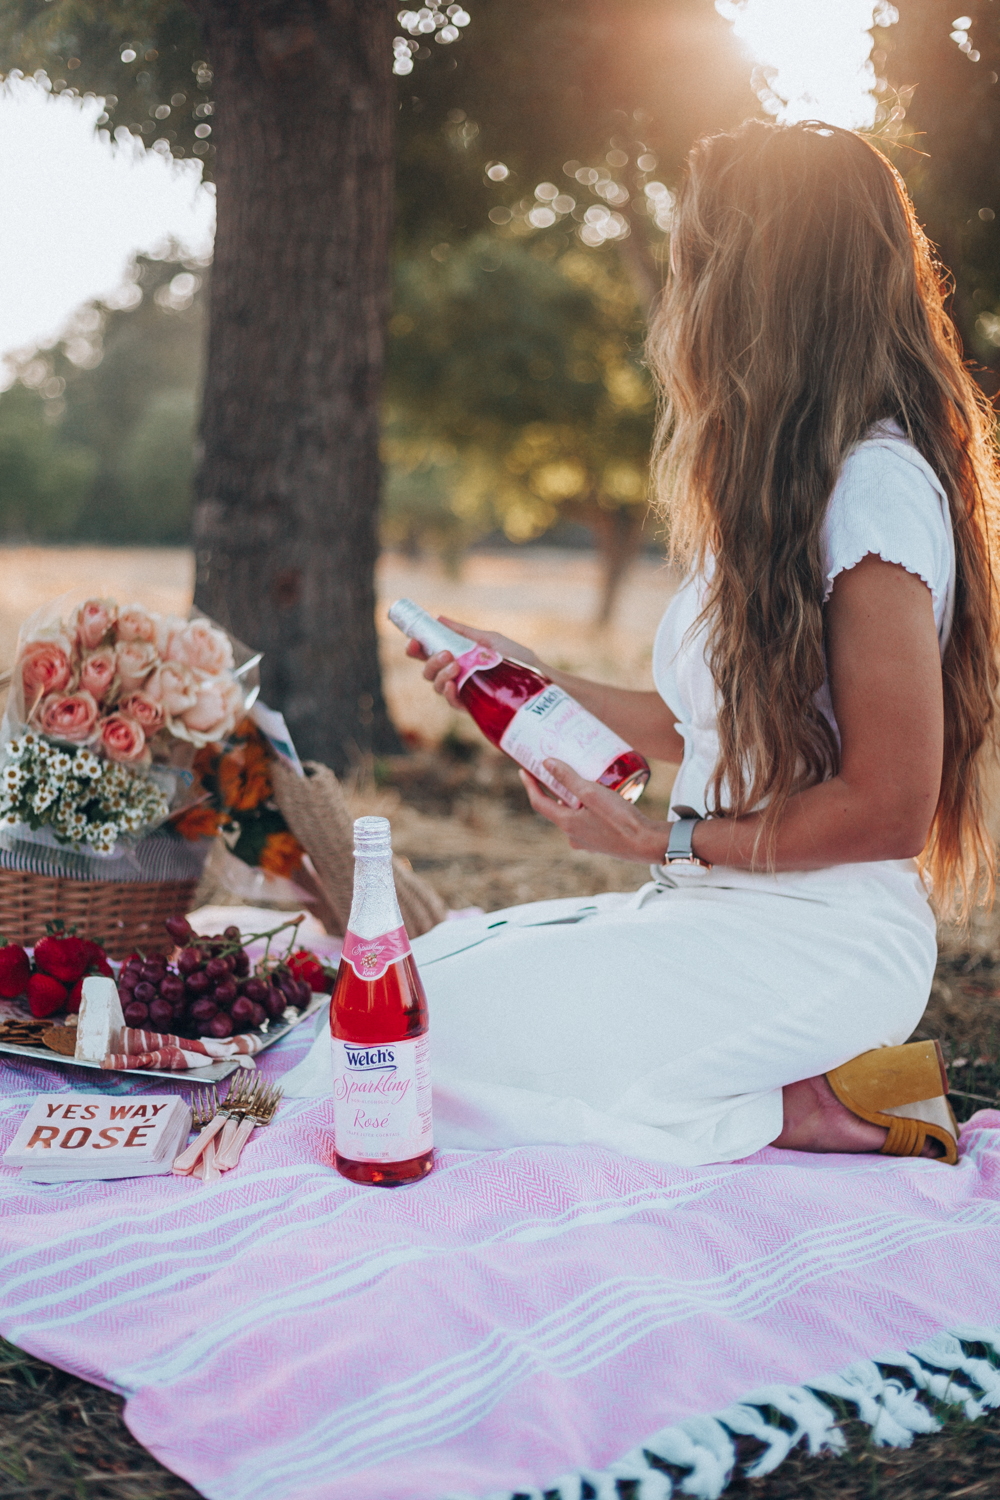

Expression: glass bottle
xmin=388 ymin=598 xmax=649 ymax=804
xmin=329 ymin=816 xmax=433 ymax=1185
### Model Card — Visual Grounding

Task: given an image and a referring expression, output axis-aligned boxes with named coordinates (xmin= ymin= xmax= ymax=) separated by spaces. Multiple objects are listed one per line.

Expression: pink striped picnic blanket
xmin=2 ymin=1016 xmax=1000 ymax=1500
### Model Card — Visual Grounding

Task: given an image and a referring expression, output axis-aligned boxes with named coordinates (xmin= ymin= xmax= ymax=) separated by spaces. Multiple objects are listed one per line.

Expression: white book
xmin=4 ymin=1094 xmax=192 ymax=1181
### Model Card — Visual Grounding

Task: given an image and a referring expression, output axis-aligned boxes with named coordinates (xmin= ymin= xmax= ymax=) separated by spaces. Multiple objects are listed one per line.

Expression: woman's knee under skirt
xmin=414 ymin=866 xmax=936 ymax=1168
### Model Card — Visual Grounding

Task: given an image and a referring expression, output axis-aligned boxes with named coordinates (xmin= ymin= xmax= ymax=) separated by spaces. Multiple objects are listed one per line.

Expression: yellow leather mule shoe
xmin=826 ymin=1040 xmax=959 ymax=1164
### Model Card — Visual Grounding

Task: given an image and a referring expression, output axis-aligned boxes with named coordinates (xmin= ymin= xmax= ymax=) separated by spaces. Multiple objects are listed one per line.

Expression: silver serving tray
xmin=0 ymin=991 xmax=328 ymax=1084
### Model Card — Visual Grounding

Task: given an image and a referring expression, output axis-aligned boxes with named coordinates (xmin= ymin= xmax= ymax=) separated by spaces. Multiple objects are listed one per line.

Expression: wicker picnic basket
xmin=0 ymin=869 xmax=199 ymax=960
xmin=271 ymin=759 xmax=447 ymax=939
xmin=0 ymin=657 xmax=208 ymax=957
xmin=0 ymin=827 xmax=209 ymax=959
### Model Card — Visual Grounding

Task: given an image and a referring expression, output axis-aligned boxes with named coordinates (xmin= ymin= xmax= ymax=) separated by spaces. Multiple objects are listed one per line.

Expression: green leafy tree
xmin=115 ymin=387 xmax=200 ymax=538
xmin=380 ymin=427 xmax=474 ymax=571
xmin=394 ymin=0 xmax=754 ymax=303
xmin=62 ymin=253 xmax=205 ymax=542
xmin=881 ymin=2 xmax=1000 ymax=392
xmin=0 ymin=382 xmax=96 ymax=538
xmin=387 ymin=234 xmax=656 ymax=621
xmin=0 ymin=252 xmax=205 ymax=542
xmin=386 ymin=0 xmax=754 ymax=617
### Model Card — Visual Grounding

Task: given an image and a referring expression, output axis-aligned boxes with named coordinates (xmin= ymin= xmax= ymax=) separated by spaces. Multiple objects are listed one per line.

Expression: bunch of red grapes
xmin=116 ymin=916 xmax=311 ymax=1040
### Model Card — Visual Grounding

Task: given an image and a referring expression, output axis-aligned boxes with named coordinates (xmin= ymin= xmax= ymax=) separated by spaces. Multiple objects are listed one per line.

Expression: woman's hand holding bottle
xmin=405 ymin=616 xmax=543 ymax=709
xmin=520 ymin=759 xmax=672 ymax=865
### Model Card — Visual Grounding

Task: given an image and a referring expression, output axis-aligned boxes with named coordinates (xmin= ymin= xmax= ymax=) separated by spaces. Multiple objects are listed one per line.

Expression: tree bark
xmin=189 ymin=0 xmax=400 ymax=770
xmin=588 ymin=505 xmax=647 ymax=627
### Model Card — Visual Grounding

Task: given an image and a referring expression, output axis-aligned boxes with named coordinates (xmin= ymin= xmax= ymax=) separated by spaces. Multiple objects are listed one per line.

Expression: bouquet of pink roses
xmin=0 ymin=595 xmax=259 ymax=858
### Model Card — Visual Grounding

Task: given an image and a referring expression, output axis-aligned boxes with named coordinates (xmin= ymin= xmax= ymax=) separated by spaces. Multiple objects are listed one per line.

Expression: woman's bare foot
xmin=773 ymin=1075 xmax=943 ymax=1157
xmin=774 ymin=1075 xmax=887 ymax=1153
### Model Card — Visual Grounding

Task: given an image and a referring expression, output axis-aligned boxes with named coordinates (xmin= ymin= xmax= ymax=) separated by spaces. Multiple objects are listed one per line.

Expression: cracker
xmin=41 ymin=1027 xmax=79 ymax=1056
xmin=0 ymin=1019 xmax=47 ymax=1045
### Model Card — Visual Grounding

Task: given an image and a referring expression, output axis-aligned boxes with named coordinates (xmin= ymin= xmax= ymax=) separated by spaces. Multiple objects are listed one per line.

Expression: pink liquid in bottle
xmin=388 ymin=599 xmax=649 ymax=803
xmin=330 ymin=817 xmax=433 ymax=1186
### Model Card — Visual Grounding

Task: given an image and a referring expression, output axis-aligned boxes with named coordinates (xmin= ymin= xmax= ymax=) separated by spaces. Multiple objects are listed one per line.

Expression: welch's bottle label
xmin=332 ymin=1034 xmax=432 ymax=1162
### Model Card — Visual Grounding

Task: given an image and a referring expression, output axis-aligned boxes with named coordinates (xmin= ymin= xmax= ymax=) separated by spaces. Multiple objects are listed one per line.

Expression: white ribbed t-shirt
xmin=820 ymin=418 xmax=955 ymax=650
xmin=652 ymin=420 xmax=956 ymax=818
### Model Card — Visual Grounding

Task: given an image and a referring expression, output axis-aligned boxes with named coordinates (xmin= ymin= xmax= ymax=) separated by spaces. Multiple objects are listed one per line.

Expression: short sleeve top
xmin=819 ymin=418 xmax=955 ymax=646
xmin=651 ymin=420 xmax=956 ymax=818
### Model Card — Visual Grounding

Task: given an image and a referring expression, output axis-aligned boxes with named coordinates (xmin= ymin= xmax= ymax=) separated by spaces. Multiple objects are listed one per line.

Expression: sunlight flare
xmin=717 ymin=0 xmax=898 ymax=129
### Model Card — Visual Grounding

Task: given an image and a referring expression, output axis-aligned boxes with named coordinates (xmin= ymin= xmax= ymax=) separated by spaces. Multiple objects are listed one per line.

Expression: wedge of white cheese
xmin=74 ymin=976 xmax=125 ymax=1063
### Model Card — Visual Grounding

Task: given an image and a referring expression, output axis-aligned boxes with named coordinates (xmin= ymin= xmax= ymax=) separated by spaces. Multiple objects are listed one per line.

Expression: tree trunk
xmin=189 ymin=0 xmax=400 ymax=770
xmin=589 ymin=505 xmax=646 ymax=627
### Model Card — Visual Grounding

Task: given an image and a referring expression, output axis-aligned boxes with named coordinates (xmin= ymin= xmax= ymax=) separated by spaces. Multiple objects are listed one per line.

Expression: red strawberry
xmin=81 ymin=940 xmax=113 ymax=978
xmin=0 ymin=941 xmax=31 ymax=999
xmin=288 ymin=949 xmax=334 ymax=994
xmin=65 ymin=957 xmax=112 ymax=1013
xmin=27 ymin=972 xmax=69 ymax=1018
xmin=33 ymin=933 xmax=93 ymax=985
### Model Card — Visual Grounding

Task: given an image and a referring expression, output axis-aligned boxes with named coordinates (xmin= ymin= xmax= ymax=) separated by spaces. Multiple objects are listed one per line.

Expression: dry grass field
xmin=1 ymin=545 xmax=999 ymax=1499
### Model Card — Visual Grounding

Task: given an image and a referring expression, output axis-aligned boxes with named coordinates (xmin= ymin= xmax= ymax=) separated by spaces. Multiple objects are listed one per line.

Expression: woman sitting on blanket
xmin=406 ymin=120 xmax=1000 ymax=1169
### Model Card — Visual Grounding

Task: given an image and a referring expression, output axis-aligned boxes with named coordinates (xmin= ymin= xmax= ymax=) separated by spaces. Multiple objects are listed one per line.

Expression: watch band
xmin=665 ymin=805 xmax=713 ymax=869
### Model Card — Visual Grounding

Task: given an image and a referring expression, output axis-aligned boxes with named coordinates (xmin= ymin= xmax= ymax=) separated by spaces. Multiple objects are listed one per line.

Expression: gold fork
xmin=215 ymin=1081 xmax=283 ymax=1171
xmin=184 ymin=1085 xmax=223 ymax=1182
xmin=191 ymin=1085 xmax=218 ymax=1129
xmin=214 ymin=1073 xmax=267 ymax=1164
xmin=173 ymin=1071 xmax=257 ymax=1176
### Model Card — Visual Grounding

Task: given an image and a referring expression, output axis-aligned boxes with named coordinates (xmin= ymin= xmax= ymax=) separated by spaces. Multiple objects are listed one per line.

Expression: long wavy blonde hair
xmin=647 ymin=120 xmax=1000 ymax=915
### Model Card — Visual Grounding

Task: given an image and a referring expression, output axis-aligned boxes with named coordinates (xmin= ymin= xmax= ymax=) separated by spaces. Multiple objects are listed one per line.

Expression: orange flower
xmin=193 ymin=743 xmax=221 ymax=779
xmin=218 ymin=741 xmax=272 ymax=812
xmin=174 ymin=805 xmax=222 ymax=841
xmin=258 ymin=831 xmax=304 ymax=878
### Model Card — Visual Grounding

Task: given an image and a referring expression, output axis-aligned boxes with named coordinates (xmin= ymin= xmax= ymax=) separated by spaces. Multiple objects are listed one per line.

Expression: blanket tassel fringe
xmin=469 ymin=1326 xmax=1000 ymax=1500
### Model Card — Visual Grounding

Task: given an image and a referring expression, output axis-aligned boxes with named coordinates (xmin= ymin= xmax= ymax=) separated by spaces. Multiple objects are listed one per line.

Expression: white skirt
xmin=415 ymin=860 xmax=937 ymax=1168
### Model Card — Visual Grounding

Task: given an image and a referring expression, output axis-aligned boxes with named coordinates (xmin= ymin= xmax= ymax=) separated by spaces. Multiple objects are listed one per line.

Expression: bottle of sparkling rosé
xmin=389 ymin=598 xmax=650 ymax=805
xmin=330 ymin=816 xmax=433 ymax=1186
